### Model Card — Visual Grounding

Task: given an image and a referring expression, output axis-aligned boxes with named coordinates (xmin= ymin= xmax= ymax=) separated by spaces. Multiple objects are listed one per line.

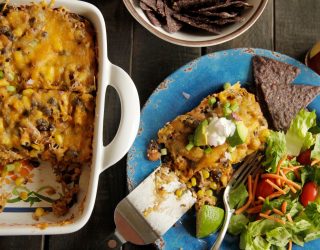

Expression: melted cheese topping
xmin=0 ymin=2 xmax=96 ymax=93
xmin=0 ymin=89 xmax=94 ymax=163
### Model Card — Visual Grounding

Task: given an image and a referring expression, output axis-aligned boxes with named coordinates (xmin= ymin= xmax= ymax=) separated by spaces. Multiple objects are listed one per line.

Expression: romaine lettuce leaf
xmin=263 ymin=131 xmax=287 ymax=173
xmin=286 ymin=109 xmax=317 ymax=156
xmin=304 ymin=202 xmax=320 ymax=227
xmin=229 ymin=183 xmax=248 ymax=209
xmin=266 ymin=227 xmax=291 ymax=247
xmin=228 ymin=213 xmax=249 ymax=236
xmin=311 ymin=134 xmax=320 ymax=160
xmin=252 ymin=236 xmax=271 ymax=250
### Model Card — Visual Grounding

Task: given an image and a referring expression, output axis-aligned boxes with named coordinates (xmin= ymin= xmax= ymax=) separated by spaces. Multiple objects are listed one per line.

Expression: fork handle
xmin=211 ymin=210 xmax=233 ymax=250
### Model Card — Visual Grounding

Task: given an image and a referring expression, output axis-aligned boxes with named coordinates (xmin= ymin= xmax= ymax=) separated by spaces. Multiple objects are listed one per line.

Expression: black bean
xmin=29 ymin=158 xmax=40 ymax=168
xmin=36 ymin=118 xmax=50 ymax=131
xmin=47 ymin=97 xmax=57 ymax=106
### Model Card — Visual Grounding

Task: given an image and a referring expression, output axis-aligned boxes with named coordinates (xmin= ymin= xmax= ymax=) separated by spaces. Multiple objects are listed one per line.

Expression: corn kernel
xmin=221 ymin=175 xmax=228 ymax=187
xmin=31 ymin=143 xmax=41 ymax=151
xmin=210 ymin=182 xmax=218 ymax=190
xmin=22 ymin=96 xmax=31 ymax=110
xmin=34 ymin=207 xmax=45 ymax=217
xmin=55 ymin=134 xmax=63 ymax=145
xmin=0 ymin=79 xmax=9 ymax=87
xmin=22 ymin=89 xmax=34 ymax=96
xmin=19 ymin=191 xmax=28 ymax=200
xmin=205 ymin=189 xmax=213 ymax=196
xmin=13 ymin=27 xmax=23 ymax=37
xmin=191 ymin=177 xmax=197 ymax=187
xmin=13 ymin=51 xmax=25 ymax=70
xmin=15 ymin=177 xmax=25 ymax=186
xmin=197 ymin=189 xmax=204 ymax=198
xmin=175 ymin=189 xmax=183 ymax=197
xmin=186 ymin=182 xmax=192 ymax=189
xmin=202 ymin=170 xmax=210 ymax=179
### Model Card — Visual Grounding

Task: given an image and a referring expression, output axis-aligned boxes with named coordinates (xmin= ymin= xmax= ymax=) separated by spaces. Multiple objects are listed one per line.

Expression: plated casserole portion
xmin=0 ymin=2 xmax=96 ymax=217
xmin=156 ymin=83 xmax=269 ymax=208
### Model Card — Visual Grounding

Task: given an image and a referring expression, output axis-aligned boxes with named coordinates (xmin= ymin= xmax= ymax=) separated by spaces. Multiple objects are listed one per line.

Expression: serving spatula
xmin=102 ymin=166 xmax=196 ymax=249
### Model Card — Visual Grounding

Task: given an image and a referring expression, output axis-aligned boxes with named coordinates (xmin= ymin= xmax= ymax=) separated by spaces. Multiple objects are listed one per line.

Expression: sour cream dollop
xmin=207 ymin=117 xmax=235 ymax=147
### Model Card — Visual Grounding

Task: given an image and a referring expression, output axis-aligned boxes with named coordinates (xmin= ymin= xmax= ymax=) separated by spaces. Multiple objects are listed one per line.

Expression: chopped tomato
xmin=300 ymin=181 xmax=318 ymax=207
xmin=297 ymin=149 xmax=312 ymax=165
xmin=256 ymin=178 xmax=275 ymax=198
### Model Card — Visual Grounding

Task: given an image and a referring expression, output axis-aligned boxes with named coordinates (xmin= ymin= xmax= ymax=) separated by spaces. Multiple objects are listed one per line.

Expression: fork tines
xmin=231 ymin=152 xmax=263 ymax=189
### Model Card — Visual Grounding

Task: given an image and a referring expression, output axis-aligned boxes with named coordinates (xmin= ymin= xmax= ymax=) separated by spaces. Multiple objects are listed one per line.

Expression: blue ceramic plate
xmin=127 ymin=48 xmax=320 ymax=250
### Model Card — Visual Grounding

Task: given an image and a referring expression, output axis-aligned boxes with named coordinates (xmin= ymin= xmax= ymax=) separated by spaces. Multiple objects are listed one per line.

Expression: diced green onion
xmin=5 ymin=164 xmax=15 ymax=172
xmin=208 ymin=97 xmax=217 ymax=106
xmin=0 ymin=70 xmax=4 ymax=79
xmin=224 ymin=102 xmax=230 ymax=108
xmin=223 ymin=82 xmax=231 ymax=90
xmin=230 ymin=103 xmax=239 ymax=112
xmin=223 ymin=106 xmax=232 ymax=116
xmin=161 ymin=148 xmax=167 ymax=155
xmin=7 ymin=85 xmax=16 ymax=92
xmin=204 ymin=147 xmax=212 ymax=154
xmin=185 ymin=143 xmax=194 ymax=151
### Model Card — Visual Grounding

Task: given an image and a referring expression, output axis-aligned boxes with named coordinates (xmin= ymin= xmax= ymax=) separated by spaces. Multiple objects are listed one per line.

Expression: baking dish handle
xmin=102 ymin=63 xmax=140 ymax=172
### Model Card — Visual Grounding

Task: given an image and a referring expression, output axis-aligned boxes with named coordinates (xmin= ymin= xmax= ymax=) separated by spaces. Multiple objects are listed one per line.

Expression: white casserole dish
xmin=0 ymin=0 xmax=140 ymax=235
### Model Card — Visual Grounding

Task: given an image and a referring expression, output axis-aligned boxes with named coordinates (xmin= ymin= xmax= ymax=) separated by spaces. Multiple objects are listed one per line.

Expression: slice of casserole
xmin=156 ymin=83 xmax=269 ymax=208
xmin=0 ymin=3 xmax=96 ymax=93
xmin=0 ymin=88 xmax=94 ymax=164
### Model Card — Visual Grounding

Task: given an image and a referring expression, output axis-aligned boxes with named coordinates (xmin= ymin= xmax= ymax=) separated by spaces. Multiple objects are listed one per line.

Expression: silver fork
xmin=211 ymin=152 xmax=263 ymax=250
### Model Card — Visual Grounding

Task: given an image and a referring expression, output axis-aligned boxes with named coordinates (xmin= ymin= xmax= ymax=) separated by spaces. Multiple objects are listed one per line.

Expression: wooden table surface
xmin=1 ymin=0 xmax=320 ymax=249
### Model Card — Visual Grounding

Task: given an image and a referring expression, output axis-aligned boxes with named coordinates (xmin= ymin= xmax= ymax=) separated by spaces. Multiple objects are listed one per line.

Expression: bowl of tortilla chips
xmin=123 ymin=0 xmax=269 ymax=47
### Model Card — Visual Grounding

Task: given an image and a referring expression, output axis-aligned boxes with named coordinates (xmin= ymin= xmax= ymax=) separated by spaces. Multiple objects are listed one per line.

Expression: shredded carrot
xmin=235 ymin=175 xmax=252 ymax=215
xmin=267 ymin=191 xmax=285 ymax=200
xmin=281 ymin=166 xmax=302 ymax=171
xmin=259 ymin=213 xmax=286 ymax=225
xmin=288 ymin=184 xmax=297 ymax=193
xmin=288 ymin=240 xmax=292 ymax=250
xmin=247 ymin=205 xmax=262 ymax=214
xmin=261 ymin=173 xmax=301 ymax=189
xmin=251 ymin=174 xmax=259 ymax=206
xmin=265 ymin=210 xmax=272 ymax=215
xmin=258 ymin=196 xmax=265 ymax=202
xmin=276 ymin=156 xmax=287 ymax=186
xmin=281 ymin=201 xmax=287 ymax=214
xmin=265 ymin=179 xmax=286 ymax=194
xmin=286 ymin=213 xmax=293 ymax=222
xmin=273 ymin=208 xmax=284 ymax=216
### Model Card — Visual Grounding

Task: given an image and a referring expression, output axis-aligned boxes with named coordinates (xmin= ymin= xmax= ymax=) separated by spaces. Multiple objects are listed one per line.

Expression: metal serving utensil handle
xmin=102 ymin=230 xmax=127 ymax=250
xmin=211 ymin=209 xmax=233 ymax=250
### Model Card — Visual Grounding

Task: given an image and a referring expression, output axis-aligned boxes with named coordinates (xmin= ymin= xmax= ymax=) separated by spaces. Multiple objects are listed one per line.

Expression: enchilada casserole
xmin=154 ymin=83 xmax=269 ymax=208
xmin=0 ymin=2 xmax=96 ymax=217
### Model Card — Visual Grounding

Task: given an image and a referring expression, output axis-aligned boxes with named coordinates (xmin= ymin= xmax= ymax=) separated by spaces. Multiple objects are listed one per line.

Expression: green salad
xmin=228 ymin=109 xmax=320 ymax=250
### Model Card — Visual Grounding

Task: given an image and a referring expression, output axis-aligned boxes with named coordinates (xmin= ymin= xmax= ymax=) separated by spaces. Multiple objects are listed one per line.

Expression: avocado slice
xmin=227 ymin=121 xmax=248 ymax=147
xmin=194 ymin=119 xmax=208 ymax=146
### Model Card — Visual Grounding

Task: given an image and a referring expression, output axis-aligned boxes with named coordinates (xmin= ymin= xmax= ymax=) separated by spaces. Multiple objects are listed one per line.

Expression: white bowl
xmin=123 ymin=0 xmax=269 ymax=47
xmin=0 ymin=0 xmax=140 ymax=235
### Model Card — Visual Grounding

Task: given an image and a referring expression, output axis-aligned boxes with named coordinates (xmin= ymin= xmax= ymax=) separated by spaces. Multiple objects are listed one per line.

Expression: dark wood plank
xmin=47 ymin=0 xmax=133 ymax=249
xmin=207 ymin=0 xmax=274 ymax=53
xmin=0 ymin=236 xmax=43 ymax=250
xmin=275 ymin=0 xmax=320 ymax=61
xmin=131 ymin=24 xmax=202 ymax=106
